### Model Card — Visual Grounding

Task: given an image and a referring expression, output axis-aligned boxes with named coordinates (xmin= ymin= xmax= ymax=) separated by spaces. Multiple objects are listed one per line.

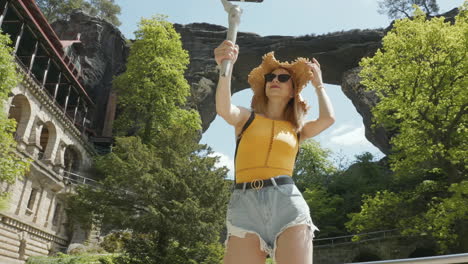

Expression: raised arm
xmin=214 ymin=40 xmax=250 ymax=130
xmin=300 ymin=58 xmax=335 ymax=142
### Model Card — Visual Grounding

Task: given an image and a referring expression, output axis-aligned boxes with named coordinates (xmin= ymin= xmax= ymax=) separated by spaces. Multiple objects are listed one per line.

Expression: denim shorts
xmin=225 ymin=175 xmax=318 ymax=261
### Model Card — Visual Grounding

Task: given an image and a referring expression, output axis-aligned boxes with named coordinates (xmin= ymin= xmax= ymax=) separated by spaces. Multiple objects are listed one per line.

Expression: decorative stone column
xmin=26 ymin=121 xmax=43 ymax=160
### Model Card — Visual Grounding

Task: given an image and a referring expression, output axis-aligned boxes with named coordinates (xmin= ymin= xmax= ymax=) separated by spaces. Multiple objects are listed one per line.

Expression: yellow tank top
xmin=235 ymin=114 xmax=299 ymax=183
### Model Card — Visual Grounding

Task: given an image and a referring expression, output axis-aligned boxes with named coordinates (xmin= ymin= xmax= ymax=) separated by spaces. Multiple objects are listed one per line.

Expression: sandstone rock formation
xmin=175 ymin=23 xmax=389 ymax=152
xmin=177 ymin=8 xmax=458 ymax=155
xmin=51 ymin=8 xmax=458 ymax=155
xmin=52 ymin=10 xmax=130 ymax=136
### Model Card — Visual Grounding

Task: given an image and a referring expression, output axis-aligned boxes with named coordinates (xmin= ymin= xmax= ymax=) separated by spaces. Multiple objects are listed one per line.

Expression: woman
xmin=214 ymin=40 xmax=335 ymax=264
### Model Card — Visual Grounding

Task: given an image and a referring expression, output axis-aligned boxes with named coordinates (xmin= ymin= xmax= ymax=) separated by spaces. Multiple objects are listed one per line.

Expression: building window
xmin=38 ymin=126 xmax=49 ymax=160
xmin=52 ymin=203 xmax=61 ymax=226
xmin=26 ymin=188 xmax=38 ymax=212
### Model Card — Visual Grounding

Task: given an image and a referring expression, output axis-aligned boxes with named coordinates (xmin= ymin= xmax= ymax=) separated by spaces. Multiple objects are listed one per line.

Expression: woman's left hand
xmin=307 ymin=58 xmax=324 ymax=88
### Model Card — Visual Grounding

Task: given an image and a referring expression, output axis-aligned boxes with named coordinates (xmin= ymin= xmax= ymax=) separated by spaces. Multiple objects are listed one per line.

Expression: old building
xmin=0 ymin=0 xmax=97 ymax=263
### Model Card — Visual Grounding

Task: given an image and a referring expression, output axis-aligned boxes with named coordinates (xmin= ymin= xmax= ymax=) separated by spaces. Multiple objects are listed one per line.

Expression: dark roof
xmin=15 ymin=0 xmax=93 ymax=106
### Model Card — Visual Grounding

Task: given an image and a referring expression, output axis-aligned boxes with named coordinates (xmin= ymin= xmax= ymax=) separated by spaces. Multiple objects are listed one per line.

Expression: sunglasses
xmin=264 ymin=73 xmax=291 ymax=83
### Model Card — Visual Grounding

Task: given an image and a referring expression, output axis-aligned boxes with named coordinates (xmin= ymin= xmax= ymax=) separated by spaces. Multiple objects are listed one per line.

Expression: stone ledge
xmin=1 ymin=215 xmax=68 ymax=246
xmin=16 ymin=66 xmax=96 ymax=157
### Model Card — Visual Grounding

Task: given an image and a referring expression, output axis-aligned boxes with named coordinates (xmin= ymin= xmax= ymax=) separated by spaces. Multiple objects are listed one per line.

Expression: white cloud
xmin=330 ymin=124 xmax=355 ymax=136
xmin=209 ymin=152 xmax=235 ymax=180
xmin=330 ymin=125 xmax=369 ymax=146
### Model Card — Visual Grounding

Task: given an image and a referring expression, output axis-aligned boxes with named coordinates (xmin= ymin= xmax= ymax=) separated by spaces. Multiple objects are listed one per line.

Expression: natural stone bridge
xmin=52 ymin=9 xmax=458 ymax=156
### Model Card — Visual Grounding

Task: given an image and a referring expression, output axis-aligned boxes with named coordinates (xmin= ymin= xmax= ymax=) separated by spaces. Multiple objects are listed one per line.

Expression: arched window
xmin=64 ymin=146 xmax=81 ymax=182
xmin=8 ymin=94 xmax=31 ymax=141
xmin=52 ymin=203 xmax=61 ymax=226
xmin=26 ymin=187 xmax=38 ymax=212
xmin=38 ymin=126 xmax=49 ymax=160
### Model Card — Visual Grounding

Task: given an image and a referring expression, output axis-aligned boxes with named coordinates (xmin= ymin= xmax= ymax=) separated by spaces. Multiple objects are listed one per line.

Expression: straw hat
xmin=248 ymin=52 xmax=313 ymax=111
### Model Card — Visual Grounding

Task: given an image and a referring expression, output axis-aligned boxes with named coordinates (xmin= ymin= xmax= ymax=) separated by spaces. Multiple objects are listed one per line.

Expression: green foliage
xmin=360 ymin=5 xmax=467 ymax=183
xmin=377 ymin=0 xmax=439 ymax=19
xmin=36 ymin=0 xmax=121 ymax=26
xmin=329 ymin=153 xmax=393 ymax=214
xmin=98 ymin=255 xmax=116 ymax=264
xmin=293 ymin=140 xmax=392 ymax=238
xmin=303 ymin=187 xmax=344 ymax=237
xmin=346 ymin=190 xmax=406 ymax=235
xmin=114 ymin=233 xmax=223 ymax=264
xmin=293 ymin=139 xmax=337 ymax=191
xmin=68 ymin=135 xmax=229 ymax=262
xmin=68 ymin=136 xmax=229 ymax=236
xmin=66 ymin=15 xmax=227 ymax=262
xmin=26 ymin=253 xmax=117 ymax=264
xmin=113 ymin=15 xmax=195 ymax=143
xmin=402 ymin=181 xmax=468 ymax=252
xmin=346 ymin=179 xmax=467 ymax=251
xmin=295 ymin=149 xmax=392 ymax=238
xmin=351 ymin=6 xmax=468 ymax=251
xmin=100 ymin=231 xmax=132 ymax=253
xmin=0 ymin=31 xmax=29 ymax=210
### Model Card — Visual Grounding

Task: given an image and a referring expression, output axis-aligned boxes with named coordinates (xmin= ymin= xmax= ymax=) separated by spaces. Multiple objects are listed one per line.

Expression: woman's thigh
xmin=223 ymin=233 xmax=268 ymax=264
xmin=275 ymin=225 xmax=313 ymax=264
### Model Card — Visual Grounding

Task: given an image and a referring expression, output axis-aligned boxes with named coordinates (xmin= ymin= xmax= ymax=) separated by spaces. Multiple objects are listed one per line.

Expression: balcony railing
xmin=314 ymin=229 xmax=400 ymax=247
xmin=14 ymin=55 xmax=88 ymax=135
xmin=63 ymin=170 xmax=98 ymax=187
xmin=347 ymin=253 xmax=468 ymax=264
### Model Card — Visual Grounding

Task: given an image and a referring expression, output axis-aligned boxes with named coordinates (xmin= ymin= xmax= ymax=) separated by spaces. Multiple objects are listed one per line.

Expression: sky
xmin=114 ymin=0 xmax=464 ymax=179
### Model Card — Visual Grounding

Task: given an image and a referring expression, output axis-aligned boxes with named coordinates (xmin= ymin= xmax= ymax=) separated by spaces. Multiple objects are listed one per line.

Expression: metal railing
xmin=61 ymin=171 xmax=138 ymax=196
xmin=314 ymin=229 xmax=400 ymax=247
xmin=63 ymin=170 xmax=99 ymax=187
xmin=348 ymin=253 xmax=468 ymax=264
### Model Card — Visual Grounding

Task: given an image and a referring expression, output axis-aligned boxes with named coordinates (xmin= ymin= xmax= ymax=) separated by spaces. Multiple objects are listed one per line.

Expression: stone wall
xmin=0 ymin=67 xmax=94 ymax=263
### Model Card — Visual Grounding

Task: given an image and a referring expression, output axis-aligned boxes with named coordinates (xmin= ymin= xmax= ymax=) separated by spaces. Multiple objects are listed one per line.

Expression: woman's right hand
xmin=214 ymin=40 xmax=239 ymax=66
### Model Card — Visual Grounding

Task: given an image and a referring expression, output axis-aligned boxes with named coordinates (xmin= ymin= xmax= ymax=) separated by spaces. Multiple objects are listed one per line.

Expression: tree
xmin=88 ymin=0 xmax=121 ymax=26
xmin=66 ymin=16 xmax=230 ymax=263
xmin=0 ymin=32 xmax=29 ymax=210
xmin=301 ymin=152 xmax=393 ymax=238
xmin=113 ymin=15 xmax=197 ymax=144
xmin=377 ymin=0 xmax=439 ymax=19
xmin=293 ymin=139 xmax=336 ymax=191
xmin=346 ymin=180 xmax=451 ymax=248
xmin=68 ymin=137 xmax=229 ymax=263
xmin=303 ymin=187 xmax=344 ymax=238
xmin=329 ymin=153 xmax=393 ymax=214
xmin=35 ymin=0 xmax=121 ymax=26
xmin=419 ymin=181 xmax=468 ymax=252
xmin=360 ymin=5 xmax=467 ymax=184
xmin=349 ymin=3 xmax=468 ymax=252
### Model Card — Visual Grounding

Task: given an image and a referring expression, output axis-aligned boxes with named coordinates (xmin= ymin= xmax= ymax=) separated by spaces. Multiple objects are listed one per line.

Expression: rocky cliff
xmin=175 ymin=23 xmax=390 ymax=153
xmin=176 ymin=8 xmax=458 ymax=155
xmin=52 ymin=10 xmax=130 ymax=136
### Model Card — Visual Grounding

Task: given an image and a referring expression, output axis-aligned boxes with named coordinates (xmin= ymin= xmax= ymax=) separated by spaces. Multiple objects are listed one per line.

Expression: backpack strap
xmin=295 ymin=132 xmax=301 ymax=164
xmin=233 ymin=111 xmax=255 ymax=184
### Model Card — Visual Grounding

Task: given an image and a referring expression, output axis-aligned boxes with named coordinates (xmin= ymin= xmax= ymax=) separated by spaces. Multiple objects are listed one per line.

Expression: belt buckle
xmin=251 ymin=179 xmax=264 ymax=190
